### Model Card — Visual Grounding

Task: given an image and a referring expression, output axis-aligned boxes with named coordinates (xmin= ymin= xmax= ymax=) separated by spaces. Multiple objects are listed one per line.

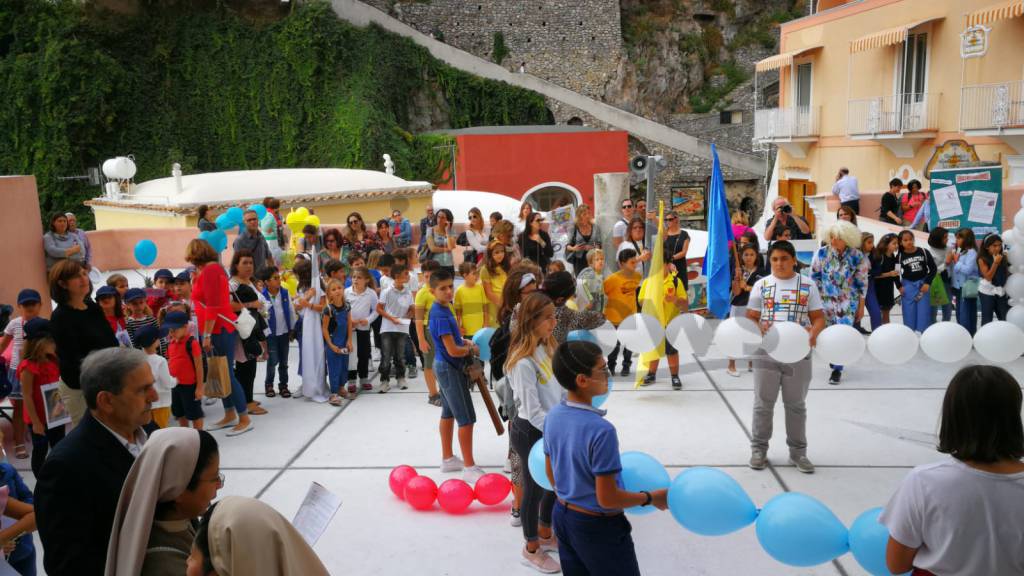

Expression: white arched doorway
xmin=521 ymin=182 xmax=583 ymax=212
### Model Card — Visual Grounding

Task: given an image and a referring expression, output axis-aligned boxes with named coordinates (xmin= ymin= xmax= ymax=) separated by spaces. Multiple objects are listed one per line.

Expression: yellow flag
xmin=635 ymin=201 xmax=667 ymax=389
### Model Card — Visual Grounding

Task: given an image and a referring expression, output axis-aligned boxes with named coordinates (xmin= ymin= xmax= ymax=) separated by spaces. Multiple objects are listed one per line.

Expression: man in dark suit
xmin=35 ymin=347 xmax=158 ymax=576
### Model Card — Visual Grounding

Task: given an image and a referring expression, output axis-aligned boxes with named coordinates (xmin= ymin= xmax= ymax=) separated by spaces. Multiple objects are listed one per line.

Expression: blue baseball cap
xmin=154 ymin=269 xmax=174 ymax=281
xmin=161 ymin=310 xmax=190 ymax=331
xmin=175 ymin=271 xmax=191 ymax=283
xmin=124 ymin=288 xmax=147 ymax=302
xmin=17 ymin=289 xmax=41 ymax=305
xmin=133 ymin=325 xmax=160 ymax=349
xmin=96 ymin=285 xmax=118 ymax=299
xmin=23 ymin=317 xmax=51 ymax=340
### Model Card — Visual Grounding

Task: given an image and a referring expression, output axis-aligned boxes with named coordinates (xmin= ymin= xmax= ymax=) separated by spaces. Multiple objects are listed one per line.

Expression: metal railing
xmin=961 ymin=80 xmax=1024 ymax=132
xmin=753 ymin=106 xmax=821 ymax=141
xmin=847 ymin=93 xmax=939 ymax=136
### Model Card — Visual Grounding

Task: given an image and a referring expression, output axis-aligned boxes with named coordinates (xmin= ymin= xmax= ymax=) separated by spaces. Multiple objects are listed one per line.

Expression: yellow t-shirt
xmin=639 ymin=273 xmax=688 ymax=324
xmin=603 ymin=270 xmax=641 ymax=325
xmin=415 ymin=286 xmax=436 ymax=326
xmin=455 ymin=283 xmax=488 ymax=336
xmin=479 ymin=265 xmax=507 ymax=327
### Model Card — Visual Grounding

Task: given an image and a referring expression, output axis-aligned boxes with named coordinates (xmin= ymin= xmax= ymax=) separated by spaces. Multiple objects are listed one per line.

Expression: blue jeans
xmin=901 ymin=278 xmax=933 ymax=333
xmin=436 ymin=360 xmax=476 ymax=427
xmin=8 ymin=547 xmax=36 ymax=576
xmin=211 ymin=330 xmax=247 ymax=415
xmin=953 ymin=287 xmax=978 ymax=336
xmin=552 ymin=502 xmax=641 ymax=576
xmin=980 ymin=293 xmax=1010 ymax=325
xmin=264 ymin=333 xmax=290 ymax=391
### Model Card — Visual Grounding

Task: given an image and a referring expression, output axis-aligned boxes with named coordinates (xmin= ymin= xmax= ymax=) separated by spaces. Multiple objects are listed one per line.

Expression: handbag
xmin=962 ymin=277 xmax=980 ymax=299
xmin=204 ymin=355 xmax=232 ymax=399
xmin=930 ymin=273 xmax=950 ymax=307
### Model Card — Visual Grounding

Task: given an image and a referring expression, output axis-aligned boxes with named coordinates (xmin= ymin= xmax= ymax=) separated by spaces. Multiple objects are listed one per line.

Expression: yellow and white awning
xmin=850 ymin=16 xmax=944 ymax=53
xmin=755 ymin=45 xmax=824 ymax=73
xmin=966 ymin=0 xmax=1024 ymax=27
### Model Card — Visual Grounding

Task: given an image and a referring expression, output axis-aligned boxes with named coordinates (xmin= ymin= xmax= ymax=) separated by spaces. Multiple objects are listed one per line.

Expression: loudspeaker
xmin=629 ymin=156 xmax=648 ymax=177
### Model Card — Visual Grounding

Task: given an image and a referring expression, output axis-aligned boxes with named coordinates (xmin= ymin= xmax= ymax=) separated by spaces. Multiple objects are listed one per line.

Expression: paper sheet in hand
xmin=292 ymin=482 xmax=342 ymax=546
xmin=967 ymin=190 xmax=998 ymax=224
xmin=932 ymin=185 xmax=963 ymax=219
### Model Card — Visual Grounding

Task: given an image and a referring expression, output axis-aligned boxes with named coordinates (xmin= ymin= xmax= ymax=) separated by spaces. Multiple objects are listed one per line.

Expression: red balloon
xmin=404 ymin=476 xmax=438 ymax=510
xmin=474 ymin=473 xmax=512 ymax=506
xmin=437 ymin=479 xmax=475 ymax=514
xmin=389 ymin=465 xmax=419 ymax=500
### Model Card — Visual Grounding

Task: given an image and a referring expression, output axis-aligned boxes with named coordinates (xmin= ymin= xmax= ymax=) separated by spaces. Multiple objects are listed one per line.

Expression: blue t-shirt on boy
xmin=544 ymin=400 xmax=624 ymax=514
xmin=429 ymin=301 xmax=464 ymax=368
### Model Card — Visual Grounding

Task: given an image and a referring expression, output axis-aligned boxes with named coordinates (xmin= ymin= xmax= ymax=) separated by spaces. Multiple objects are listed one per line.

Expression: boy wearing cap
xmin=149 ymin=269 xmax=175 ymax=313
xmin=134 ymin=325 xmax=176 ymax=428
xmin=19 ymin=317 xmax=64 ymax=478
xmin=0 ymin=289 xmax=43 ymax=460
xmin=124 ymin=288 xmax=161 ymax=354
xmin=165 ymin=310 xmax=205 ymax=429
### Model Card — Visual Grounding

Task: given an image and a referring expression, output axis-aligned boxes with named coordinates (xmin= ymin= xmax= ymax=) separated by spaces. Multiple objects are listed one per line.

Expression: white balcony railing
xmin=754 ymin=106 xmax=821 ymax=141
xmin=961 ymin=81 xmax=1024 ymax=132
xmin=847 ymin=93 xmax=939 ymax=136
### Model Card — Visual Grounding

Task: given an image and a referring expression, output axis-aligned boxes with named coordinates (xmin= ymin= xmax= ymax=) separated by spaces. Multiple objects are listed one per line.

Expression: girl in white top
xmin=505 ymin=292 xmax=561 ymax=573
xmin=345 ymin=267 xmax=379 ymax=391
xmin=465 ymin=207 xmax=489 ymax=263
xmin=880 ymin=364 xmax=1024 ymax=576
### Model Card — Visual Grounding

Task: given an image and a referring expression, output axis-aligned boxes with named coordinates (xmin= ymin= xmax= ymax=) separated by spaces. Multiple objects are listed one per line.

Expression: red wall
xmin=439 ymin=130 xmax=629 ymax=206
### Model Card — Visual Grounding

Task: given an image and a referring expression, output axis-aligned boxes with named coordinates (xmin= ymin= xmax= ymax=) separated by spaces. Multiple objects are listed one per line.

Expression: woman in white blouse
xmin=465 ymin=207 xmax=489 ymax=264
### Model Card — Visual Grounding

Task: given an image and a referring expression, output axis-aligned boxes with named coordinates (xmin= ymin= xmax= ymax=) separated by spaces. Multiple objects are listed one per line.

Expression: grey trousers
xmin=750 ymin=352 xmax=812 ymax=457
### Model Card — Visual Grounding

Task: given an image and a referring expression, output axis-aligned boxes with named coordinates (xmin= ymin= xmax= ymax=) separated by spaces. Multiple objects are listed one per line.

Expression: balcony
xmin=847 ymin=93 xmax=940 ymax=158
xmin=961 ymin=80 xmax=1024 ymax=153
xmin=753 ymin=106 xmax=820 ymax=158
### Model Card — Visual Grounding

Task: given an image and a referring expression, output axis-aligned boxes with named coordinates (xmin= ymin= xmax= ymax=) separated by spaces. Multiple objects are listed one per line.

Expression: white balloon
xmin=763 ymin=322 xmax=811 ymax=363
xmin=867 ymin=323 xmax=919 ymax=365
xmin=814 ymin=324 xmax=866 ymax=366
xmin=713 ymin=317 xmax=762 ymax=359
xmin=1006 ymin=306 xmax=1024 ymax=331
xmin=665 ymin=313 xmax=713 ymax=357
xmin=974 ymin=321 xmax=1024 ymax=363
xmin=919 ymin=322 xmax=973 ymax=363
xmin=1003 ymin=229 xmax=1016 ymax=246
xmin=1007 ymin=274 xmax=1024 ymax=299
xmin=617 ymin=313 xmax=665 ymax=354
xmin=592 ymin=320 xmax=619 ymax=355
xmin=1009 ymin=246 xmax=1024 ymax=266
xmin=1015 ymin=209 xmax=1024 ymax=234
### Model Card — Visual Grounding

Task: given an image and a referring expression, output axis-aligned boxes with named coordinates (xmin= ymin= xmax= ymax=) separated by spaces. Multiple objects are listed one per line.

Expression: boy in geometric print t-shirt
xmin=745 ymin=241 xmax=825 ymax=476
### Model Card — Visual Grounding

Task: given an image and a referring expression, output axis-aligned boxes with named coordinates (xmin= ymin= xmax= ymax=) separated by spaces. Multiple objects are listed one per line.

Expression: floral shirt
xmin=810 ymin=245 xmax=869 ymax=325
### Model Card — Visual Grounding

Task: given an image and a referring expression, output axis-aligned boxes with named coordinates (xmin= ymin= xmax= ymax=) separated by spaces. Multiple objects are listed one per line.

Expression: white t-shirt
xmin=4 ymin=317 xmax=26 ymax=373
xmin=145 ymin=354 xmax=176 ymax=409
xmin=510 ymin=346 xmax=564 ymax=431
xmin=879 ymin=458 xmax=1024 ymax=575
xmin=345 ymin=287 xmax=379 ymax=331
xmin=612 ymin=218 xmax=629 ymax=241
xmin=746 ymin=273 xmax=823 ymax=328
xmin=379 ymin=285 xmax=414 ymax=333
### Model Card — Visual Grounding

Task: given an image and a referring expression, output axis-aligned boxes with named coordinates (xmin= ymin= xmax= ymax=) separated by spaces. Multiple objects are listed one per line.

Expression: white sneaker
xmin=440 ymin=456 xmax=464 ymax=473
xmin=520 ymin=547 xmax=561 ymax=573
xmin=463 ymin=465 xmax=486 ymax=484
xmin=503 ymin=458 xmax=512 ymax=473
xmin=510 ymin=507 xmax=522 ymax=527
xmin=397 ymin=378 xmax=408 ymax=390
xmin=378 ymin=381 xmax=391 ymax=394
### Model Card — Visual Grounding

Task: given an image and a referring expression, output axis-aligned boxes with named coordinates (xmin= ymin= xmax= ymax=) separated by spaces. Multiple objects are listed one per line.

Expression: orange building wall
xmin=0 ymin=176 xmax=52 ymax=314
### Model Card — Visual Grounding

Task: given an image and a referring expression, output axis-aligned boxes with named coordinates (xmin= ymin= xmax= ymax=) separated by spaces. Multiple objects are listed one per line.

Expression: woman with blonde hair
xmin=505 ymin=293 xmax=561 ymax=572
xmin=810 ymin=220 xmax=869 ymax=386
xmin=566 ymin=204 xmax=601 ymax=277
xmin=465 ymin=207 xmax=489 ymax=264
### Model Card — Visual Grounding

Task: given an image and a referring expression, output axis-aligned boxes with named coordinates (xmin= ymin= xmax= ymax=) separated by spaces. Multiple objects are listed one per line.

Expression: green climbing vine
xmin=0 ymin=0 xmax=552 ymax=228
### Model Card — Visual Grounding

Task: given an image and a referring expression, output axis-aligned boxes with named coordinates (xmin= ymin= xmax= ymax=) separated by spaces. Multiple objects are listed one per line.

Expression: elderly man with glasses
xmin=232 ymin=209 xmax=274 ymax=273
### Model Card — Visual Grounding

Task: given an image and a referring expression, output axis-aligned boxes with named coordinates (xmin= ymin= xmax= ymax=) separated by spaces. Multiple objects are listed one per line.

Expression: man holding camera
xmin=764 ymin=198 xmax=811 ymax=241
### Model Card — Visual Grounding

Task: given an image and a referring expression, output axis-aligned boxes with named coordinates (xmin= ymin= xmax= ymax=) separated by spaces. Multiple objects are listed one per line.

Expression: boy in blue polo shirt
xmin=428 ymin=268 xmax=485 ymax=484
xmin=544 ymin=340 xmax=668 ymax=576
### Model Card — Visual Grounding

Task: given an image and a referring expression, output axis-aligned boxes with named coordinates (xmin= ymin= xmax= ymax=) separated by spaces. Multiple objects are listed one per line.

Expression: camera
xmin=781 ymin=205 xmax=793 ymax=214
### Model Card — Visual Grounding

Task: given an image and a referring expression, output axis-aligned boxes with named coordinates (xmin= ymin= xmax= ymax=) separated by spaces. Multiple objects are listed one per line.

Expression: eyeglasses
xmin=621 ymin=203 xmax=633 ymax=209
xmin=590 ymin=366 xmax=612 ymax=380
xmin=204 ymin=473 xmax=225 ymax=486
xmin=244 ymin=218 xmax=257 ymax=223
xmin=665 ymin=217 xmax=677 ymax=221
xmin=348 ymin=220 xmax=360 ymax=226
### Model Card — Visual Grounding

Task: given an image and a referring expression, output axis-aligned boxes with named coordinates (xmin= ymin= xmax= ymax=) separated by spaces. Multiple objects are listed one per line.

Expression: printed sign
xmin=961 ymin=25 xmax=989 ymax=59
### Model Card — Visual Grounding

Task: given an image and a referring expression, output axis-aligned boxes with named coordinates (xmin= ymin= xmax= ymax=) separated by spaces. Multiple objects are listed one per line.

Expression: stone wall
xmin=363 ymin=0 xmax=623 ymax=100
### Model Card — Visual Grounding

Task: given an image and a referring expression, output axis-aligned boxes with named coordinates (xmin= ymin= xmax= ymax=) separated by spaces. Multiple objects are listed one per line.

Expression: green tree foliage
xmin=492 ymin=31 xmax=509 ymax=64
xmin=0 ymin=1 xmax=552 ymax=228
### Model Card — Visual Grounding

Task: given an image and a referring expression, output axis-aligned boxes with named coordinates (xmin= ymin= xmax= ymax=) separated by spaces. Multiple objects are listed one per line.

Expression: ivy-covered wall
xmin=0 ymin=0 xmax=553 ymax=228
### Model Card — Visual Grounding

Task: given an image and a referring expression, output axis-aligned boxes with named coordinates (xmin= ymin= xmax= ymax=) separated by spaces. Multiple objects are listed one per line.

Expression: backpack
xmin=183 ymin=336 xmax=208 ymax=381
xmin=489 ymin=317 xmax=512 ymax=381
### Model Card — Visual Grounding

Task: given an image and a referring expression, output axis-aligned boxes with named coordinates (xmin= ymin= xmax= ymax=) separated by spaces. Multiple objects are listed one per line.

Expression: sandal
xmin=328 ymin=394 xmax=344 ymax=406
xmin=265 ymin=388 xmax=277 ymax=398
xmin=280 ymin=389 xmax=292 ymax=399
xmin=14 ymin=445 xmax=27 ymax=460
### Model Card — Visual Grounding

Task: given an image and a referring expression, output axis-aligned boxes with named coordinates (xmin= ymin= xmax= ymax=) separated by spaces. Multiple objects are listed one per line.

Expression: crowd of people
xmin=2 ymin=185 xmax=1020 ymax=575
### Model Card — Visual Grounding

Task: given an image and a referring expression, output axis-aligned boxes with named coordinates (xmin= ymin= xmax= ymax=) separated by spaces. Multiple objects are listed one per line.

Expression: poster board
xmin=928 ymin=165 xmax=1002 ymax=237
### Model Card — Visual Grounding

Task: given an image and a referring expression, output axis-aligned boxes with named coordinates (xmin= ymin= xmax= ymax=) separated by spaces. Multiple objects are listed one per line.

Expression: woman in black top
xmin=49 ymin=259 xmax=118 ymax=426
xmin=897 ymin=230 xmax=937 ymax=333
xmin=663 ymin=210 xmax=691 ymax=290
xmin=977 ymin=233 xmax=1010 ymax=325
xmin=518 ymin=212 xmax=553 ymax=271
xmin=872 ymin=233 xmax=900 ymax=325
xmin=197 ymin=205 xmax=218 ymax=232
xmin=879 ymin=178 xmax=903 ymax=225
xmin=565 ymin=205 xmax=600 ymax=276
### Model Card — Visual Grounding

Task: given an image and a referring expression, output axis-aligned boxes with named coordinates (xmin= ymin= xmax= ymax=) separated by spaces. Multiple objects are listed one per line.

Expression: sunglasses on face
xmin=244 ymin=218 xmax=257 ymax=223
xmin=665 ymin=217 xmax=677 ymax=222
xmin=348 ymin=220 xmax=360 ymax=226
xmin=622 ymin=204 xmax=633 ymax=209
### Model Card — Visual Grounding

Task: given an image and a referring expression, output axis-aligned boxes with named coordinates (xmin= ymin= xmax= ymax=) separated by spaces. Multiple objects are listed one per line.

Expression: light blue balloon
xmin=850 ymin=507 xmax=907 ymax=576
xmin=225 ymin=206 xmax=245 ymax=226
xmin=668 ymin=467 xmax=758 ymax=535
xmin=215 ymin=213 xmax=234 ymax=231
xmin=756 ymin=492 xmax=849 ymax=567
xmin=592 ymin=379 xmax=613 ymax=408
xmin=133 ymin=239 xmax=157 ymax=267
xmin=567 ymin=330 xmax=598 ymax=344
xmin=247 ymin=203 xmax=268 ymax=221
xmin=620 ymin=452 xmax=670 ymax=516
xmin=472 ymin=327 xmax=496 ymax=361
xmin=208 ymin=229 xmax=228 ymax=253
xmin=528 ymin=439 xmax=552 ymax=491
xmin=198 ymin=230 xmax=212 ymax=242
